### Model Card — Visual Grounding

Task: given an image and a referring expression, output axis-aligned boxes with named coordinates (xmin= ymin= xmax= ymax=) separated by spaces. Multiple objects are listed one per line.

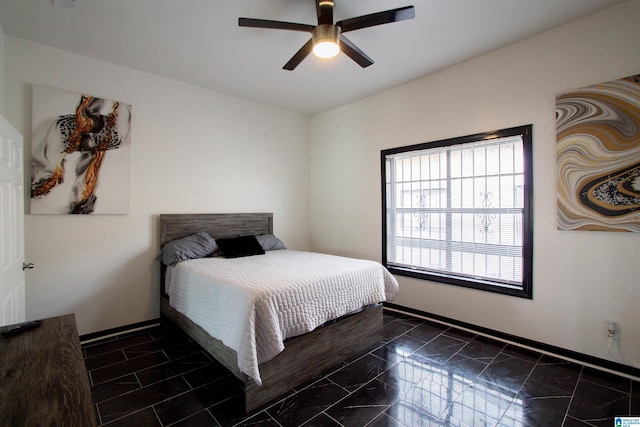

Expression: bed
xmin=158 ymin=213 xmax=398 ymax=412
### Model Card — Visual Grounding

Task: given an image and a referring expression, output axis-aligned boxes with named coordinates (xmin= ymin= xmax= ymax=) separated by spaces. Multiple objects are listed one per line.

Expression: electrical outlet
xmin=606 ymin=321 xmax=618 ymax=339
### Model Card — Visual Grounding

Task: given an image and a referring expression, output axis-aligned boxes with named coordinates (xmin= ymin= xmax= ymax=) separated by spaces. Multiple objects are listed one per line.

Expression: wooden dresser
xmin=0 ymin=314 xmax=96 ymax=426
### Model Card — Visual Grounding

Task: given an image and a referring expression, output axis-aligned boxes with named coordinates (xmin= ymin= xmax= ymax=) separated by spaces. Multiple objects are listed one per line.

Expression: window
xmin=381 ymin=125 xmax=533 ymax=298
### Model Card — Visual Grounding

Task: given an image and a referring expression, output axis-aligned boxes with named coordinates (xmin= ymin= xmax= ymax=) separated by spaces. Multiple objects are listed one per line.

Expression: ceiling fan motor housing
xmin=312 ymin=24 xmax=341 ymax=58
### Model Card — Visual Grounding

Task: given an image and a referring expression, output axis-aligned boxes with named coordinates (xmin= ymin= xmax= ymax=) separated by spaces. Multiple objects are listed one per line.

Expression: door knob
xmin=22 ymin=262 xmax=34 ymax=271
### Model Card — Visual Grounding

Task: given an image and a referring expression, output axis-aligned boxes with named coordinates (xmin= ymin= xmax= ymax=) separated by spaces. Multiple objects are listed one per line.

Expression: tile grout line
xmin=386 ymin=307 xmax=640 ymax=382
xmin=151 ymin=405 xmax=164 ymax=427
xmin=494 ymin=350 xmax=543 ymax=426
xmin=562 ymin=365 xmax=585 ymax=426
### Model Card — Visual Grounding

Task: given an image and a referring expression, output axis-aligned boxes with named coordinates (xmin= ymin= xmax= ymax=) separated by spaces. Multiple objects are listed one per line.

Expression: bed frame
xmin=158 ymin=213 xmax=383 ymax=412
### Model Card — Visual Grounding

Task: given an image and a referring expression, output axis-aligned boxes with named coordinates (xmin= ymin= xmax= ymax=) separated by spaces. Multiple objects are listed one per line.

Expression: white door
xmin=0 ymin=114 xmax=25 ymax=327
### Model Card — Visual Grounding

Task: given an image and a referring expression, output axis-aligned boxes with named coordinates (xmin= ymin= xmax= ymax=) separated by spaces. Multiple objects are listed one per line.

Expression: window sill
xmin=387 ymin=265 xmax=532 ymax=299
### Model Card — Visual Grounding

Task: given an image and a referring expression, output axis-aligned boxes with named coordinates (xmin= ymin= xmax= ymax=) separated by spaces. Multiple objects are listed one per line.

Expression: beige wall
xmin=0 ymin=23 xmax=5 ymax=114
xmin=310 ymin=0 xmax=640 ymax=369
xmin=4 ymin=37 xmax=311 ymax=335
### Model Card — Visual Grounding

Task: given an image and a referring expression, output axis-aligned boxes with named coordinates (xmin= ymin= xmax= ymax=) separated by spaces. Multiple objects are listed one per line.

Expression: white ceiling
xmin=0 ymin=0 xmax=628 ymax=116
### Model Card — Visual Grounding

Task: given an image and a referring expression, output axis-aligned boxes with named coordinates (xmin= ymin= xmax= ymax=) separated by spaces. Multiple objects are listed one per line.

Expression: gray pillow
xmin=256 ymin=234 xmax=287 ymax=251
xmin=156 ymin=231 xmax=218 ymax=265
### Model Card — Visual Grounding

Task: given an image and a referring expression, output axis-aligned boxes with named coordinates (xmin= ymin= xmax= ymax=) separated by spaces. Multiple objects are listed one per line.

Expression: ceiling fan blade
xmin=239 ymin=17 xmax=315 ymax=32
xmin=339 ymin=35 xmax=374 ymax=68
xmin=337 ymin=5 xmax=415 ymax=33
xmin=283 ymin=39 xmax=314 ymax=70
xmin=316 ymin=0 xmax=334 ymax=25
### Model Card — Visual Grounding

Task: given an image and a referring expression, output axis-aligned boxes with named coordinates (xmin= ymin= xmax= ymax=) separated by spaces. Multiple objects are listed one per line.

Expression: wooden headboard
xmin=159 ymin=213 xmax=273 ymax=248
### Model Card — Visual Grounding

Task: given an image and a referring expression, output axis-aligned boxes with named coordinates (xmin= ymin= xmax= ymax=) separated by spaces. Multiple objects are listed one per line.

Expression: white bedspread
xmin=166 ymin=250 xmax=398 ymax=385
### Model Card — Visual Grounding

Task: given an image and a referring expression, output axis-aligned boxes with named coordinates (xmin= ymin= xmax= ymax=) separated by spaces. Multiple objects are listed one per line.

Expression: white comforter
xmin=166 ymin=250 xmax=399 ymax=385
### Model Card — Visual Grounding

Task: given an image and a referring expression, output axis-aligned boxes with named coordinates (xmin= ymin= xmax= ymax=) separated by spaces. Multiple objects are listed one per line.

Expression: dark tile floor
xmin=82 ymin=309 xmax=639 ymax=427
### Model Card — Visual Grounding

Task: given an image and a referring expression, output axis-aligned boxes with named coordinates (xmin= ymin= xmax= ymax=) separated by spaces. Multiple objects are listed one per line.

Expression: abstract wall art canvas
xmin=556 ymin=74 xmax=640 ymax=231
xmin=30 ymin=85 xmax=132 ymax=214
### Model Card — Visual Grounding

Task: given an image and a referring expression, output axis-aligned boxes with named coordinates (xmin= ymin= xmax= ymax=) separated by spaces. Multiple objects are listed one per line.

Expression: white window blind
xmin=382 ymin=126 xmax=532 ymax=297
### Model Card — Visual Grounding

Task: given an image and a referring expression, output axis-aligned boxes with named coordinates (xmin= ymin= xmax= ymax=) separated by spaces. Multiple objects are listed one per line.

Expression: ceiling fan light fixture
xmin=312 ymin=24 xmax=340 ymax=59
xmin=239 ymin=1 xmax=416 ymax=70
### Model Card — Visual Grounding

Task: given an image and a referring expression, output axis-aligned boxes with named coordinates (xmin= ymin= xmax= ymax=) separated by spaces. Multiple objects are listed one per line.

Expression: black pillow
xmin=216 ymin=235 xmax=265 ymax=258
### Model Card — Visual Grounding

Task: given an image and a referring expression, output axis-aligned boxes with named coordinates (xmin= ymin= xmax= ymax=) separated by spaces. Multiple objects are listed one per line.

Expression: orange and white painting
xmin=30 ymin=85 xmax=132 ymax=214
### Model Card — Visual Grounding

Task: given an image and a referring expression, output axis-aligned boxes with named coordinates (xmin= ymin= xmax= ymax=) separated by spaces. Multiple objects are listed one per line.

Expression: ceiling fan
xmin=239 ymin=0 xmax=415 ymax=70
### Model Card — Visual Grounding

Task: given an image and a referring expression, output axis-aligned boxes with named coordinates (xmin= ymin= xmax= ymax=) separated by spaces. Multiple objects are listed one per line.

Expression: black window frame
xmin=381 ymin=125 xmax=533 ymax=299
